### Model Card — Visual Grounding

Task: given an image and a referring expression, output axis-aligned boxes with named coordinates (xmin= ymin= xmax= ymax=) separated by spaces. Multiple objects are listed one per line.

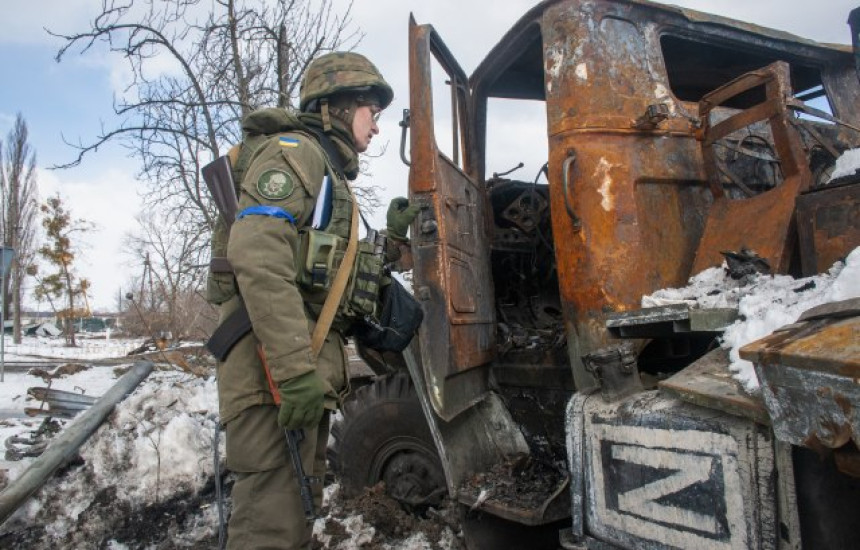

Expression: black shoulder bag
xmin=308 ymin=128 xmax=424 ymax=352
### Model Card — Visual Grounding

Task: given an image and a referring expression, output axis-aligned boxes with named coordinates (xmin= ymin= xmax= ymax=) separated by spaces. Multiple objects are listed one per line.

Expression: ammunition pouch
xmin=296 ymin=227 xmax=422 ymax=351
xmin=344 ymin=233 xmax=386 ymax=320
xmin=297 ymin=228 xmax=343 ymax=291
xmin=297 ymin=228 xmax=385 ymax=325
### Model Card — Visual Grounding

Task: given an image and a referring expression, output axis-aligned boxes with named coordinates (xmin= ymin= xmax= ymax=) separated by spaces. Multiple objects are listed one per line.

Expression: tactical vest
xmin=206 ymin=112 xmax=382 ymax=335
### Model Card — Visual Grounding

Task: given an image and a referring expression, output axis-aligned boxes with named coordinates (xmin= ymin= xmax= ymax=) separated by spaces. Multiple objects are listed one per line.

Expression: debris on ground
xmin=314 ymin=483 xmax=465 ymax=550
xmin=459 ymin=454 xmax=567 ymax=513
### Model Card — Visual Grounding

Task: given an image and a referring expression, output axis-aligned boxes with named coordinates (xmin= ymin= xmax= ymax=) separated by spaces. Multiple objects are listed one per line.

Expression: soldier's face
xmin=352 ymin=104 xmax=381 ymax=152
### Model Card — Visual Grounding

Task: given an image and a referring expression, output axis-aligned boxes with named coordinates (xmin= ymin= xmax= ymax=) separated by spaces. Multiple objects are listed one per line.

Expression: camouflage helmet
xmin=299 ymin=52 xmax=393 ymax=112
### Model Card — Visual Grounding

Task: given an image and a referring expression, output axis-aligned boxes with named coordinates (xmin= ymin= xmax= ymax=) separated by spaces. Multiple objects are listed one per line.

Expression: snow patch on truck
xmin=828 ymin=147 xmax=860 ymax=181
xmin=575 ymin=62 xmax=588 ymax=81
xmin=643 ymin=247 xmax=860 ymax=392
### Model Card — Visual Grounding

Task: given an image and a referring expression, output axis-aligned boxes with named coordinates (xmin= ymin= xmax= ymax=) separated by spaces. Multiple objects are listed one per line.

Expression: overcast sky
xmin=0 ymin=0 xmax=856 ymax=311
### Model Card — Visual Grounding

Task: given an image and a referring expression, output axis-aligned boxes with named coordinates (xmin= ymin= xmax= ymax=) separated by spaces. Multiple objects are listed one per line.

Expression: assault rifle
xmin=285 ymin=428 xmax=317 ymax=520
xmin=201 ymin=155 xmax=319 ymax=520
xmin=258 ymin=346 xmax=320 ymax=520
xmin=201 ymin=155 xmax=238 ymax=225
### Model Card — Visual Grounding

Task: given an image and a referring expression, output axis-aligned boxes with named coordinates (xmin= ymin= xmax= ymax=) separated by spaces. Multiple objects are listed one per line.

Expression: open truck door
xmin=407 ymin=17 xmax=496 ymax=421
xmin=403 ymin=18 xmax=566 ymax=544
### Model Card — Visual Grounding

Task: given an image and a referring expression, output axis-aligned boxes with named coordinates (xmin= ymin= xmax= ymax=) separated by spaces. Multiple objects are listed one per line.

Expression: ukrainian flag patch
xmin=279 ymin=137 xmax=300 ymax=148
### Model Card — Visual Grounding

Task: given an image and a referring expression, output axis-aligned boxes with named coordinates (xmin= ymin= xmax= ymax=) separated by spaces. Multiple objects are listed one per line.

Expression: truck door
xmin=408 ymin=18 xmax=495 ymax=421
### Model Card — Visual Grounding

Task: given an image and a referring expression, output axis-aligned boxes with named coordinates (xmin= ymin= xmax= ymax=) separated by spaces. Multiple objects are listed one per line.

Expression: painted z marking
xmin=613 ymin=444 xmax=716 ymax=534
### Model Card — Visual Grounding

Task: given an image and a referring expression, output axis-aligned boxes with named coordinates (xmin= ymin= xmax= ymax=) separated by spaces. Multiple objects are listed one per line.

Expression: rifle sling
xmin=310 ymin=197 xmax=358 ymax=359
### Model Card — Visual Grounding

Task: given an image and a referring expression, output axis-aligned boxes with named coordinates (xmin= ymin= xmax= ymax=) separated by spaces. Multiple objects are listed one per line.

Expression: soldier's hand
xmin=386 ymin=197 xmax=420 ymax=242
xmin=277 ymin=371 xmax=326 ymax=429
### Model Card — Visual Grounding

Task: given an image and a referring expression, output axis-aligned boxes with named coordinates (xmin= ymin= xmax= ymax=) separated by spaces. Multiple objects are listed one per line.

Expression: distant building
xmin=14 ymin=311 xmax=121 ymax=335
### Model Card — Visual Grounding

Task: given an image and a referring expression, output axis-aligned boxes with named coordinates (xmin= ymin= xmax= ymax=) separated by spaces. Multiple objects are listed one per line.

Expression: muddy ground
xmin=0 ymin=473 xmax=466 ymax=549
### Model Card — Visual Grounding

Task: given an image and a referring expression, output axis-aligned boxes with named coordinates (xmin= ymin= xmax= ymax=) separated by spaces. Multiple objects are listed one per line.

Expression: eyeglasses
xmin=357 ymin=96 xmax=383 ymax=123
xmin=369 ymin=106 xmax=382 ymax=123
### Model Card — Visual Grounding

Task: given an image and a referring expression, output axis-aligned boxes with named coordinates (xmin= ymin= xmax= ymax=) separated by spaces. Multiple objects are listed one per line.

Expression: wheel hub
xmin=373 ymin=441 xmax=445 ymax=510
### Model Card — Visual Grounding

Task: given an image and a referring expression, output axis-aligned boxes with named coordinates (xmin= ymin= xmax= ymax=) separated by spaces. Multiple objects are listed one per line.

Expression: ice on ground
xmin=643 ymin=247 xmax=860 ymax=392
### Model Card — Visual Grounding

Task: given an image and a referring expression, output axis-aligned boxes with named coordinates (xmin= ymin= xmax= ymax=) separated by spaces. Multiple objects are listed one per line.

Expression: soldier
xmin=214 ymin=52 xmax=419 ymax=549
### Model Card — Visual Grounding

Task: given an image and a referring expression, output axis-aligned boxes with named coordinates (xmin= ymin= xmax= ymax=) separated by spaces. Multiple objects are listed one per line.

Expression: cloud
xmin=0 ymin=0 xmax=100 ymax=46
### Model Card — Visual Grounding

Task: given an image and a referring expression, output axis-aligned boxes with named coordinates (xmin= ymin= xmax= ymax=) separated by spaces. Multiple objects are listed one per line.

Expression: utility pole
xmin=0 ymin=246 xmax=15 ymax=382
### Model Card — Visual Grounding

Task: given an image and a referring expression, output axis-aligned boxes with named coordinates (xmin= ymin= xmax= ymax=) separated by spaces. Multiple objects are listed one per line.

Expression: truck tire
xmin=330 ymin=373 xmax=446 ymax=512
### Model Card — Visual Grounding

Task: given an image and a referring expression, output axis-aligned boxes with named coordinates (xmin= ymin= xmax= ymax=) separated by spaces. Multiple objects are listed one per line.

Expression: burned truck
xmin=330 ymin=1 xmax=860 ymax=548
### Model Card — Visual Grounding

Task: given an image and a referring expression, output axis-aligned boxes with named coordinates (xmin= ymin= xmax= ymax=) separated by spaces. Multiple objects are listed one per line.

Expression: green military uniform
xmin=216 ymin=51 xmax=399 ymax=550
xmin=219 ymin=111 xmax=358 ymax=550
xmin=215 ymin=52 xmax=406 ymax=550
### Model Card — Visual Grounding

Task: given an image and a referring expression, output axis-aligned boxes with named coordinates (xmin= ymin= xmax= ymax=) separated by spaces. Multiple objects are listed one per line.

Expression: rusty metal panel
xmin=693 ymin=62 xmax=813 ymax=274
xmin=540 ymin=1 xmax=710 ymax=390
xmin=740 ymin=299 xmax=860 ymax=451
xmin=408 ymin=20 xmax=495 ymax=421
xmin=796 ymin=181 xmax=860 ymax=276
xmin=659 ymin=348 xmax=770 ymax=426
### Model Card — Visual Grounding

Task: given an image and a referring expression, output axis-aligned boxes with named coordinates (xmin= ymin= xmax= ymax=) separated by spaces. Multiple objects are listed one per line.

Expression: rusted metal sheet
xmin=693 ymin=61 xmax=812 ymax=274
xmin=408 ymin=20 xmax=495 ymax=421
xmin=659 ymin=348 xmax=770 ymax=426
xmin=796 ymin=180 xmax=860 ymax=276
xmin=606 ymin=305 xmax=738 ymax=338
xmin=740 ymin=298 xmax=860 ymax=452
xmin=540 ymin=1 xmax=711 ymax=390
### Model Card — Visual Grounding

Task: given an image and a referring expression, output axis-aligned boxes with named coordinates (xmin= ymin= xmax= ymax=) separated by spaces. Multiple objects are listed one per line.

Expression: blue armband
xmin=236 ymin=205 xmax=297 ymax=225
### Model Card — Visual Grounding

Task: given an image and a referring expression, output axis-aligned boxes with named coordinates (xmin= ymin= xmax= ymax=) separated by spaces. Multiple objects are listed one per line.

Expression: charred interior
xmin=484 ymin=175 xmax=572 ymax=463
xmin=488 ymin=177 xmax=563 ymax=362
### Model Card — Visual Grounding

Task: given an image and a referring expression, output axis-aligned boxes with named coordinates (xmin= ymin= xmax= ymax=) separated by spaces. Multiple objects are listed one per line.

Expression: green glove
xmin=277 ymin=371 xmax=326 ymax=429
xmin=386 ymin=197 xmax=420 ymax=242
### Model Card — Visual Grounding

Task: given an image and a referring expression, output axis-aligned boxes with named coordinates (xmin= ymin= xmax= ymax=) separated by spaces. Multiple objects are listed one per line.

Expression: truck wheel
xmin=330 ymin=373 xmax=446 ymax=512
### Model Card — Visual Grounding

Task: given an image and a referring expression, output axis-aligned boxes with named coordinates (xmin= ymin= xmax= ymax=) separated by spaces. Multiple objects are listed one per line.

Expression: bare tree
xmin=122 ymin=208 xmax=213 ymax=340
xmin=50 ymin=0 xmax=362 ymax=222
xmin=0 ymin=114 xmax=40 ymax=343
xmin=49 ymin=0 xmax=366 ymax=322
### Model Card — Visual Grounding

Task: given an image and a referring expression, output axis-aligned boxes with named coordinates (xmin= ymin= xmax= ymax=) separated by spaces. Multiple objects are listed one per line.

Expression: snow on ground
xmin=2 ymin=332 xmax=137 ymax=362
xmin=0 ymin=336 xmax=462 ymax=549
xmin=0 ymin=335 xmax=146 ymax=472
xmin=643 ymin=247 xmax=860 ymax=392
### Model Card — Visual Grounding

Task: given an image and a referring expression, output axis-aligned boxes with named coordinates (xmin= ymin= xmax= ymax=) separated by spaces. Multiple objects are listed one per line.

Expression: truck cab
xmin=333 ymin=2 xmax=860 ymax=548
